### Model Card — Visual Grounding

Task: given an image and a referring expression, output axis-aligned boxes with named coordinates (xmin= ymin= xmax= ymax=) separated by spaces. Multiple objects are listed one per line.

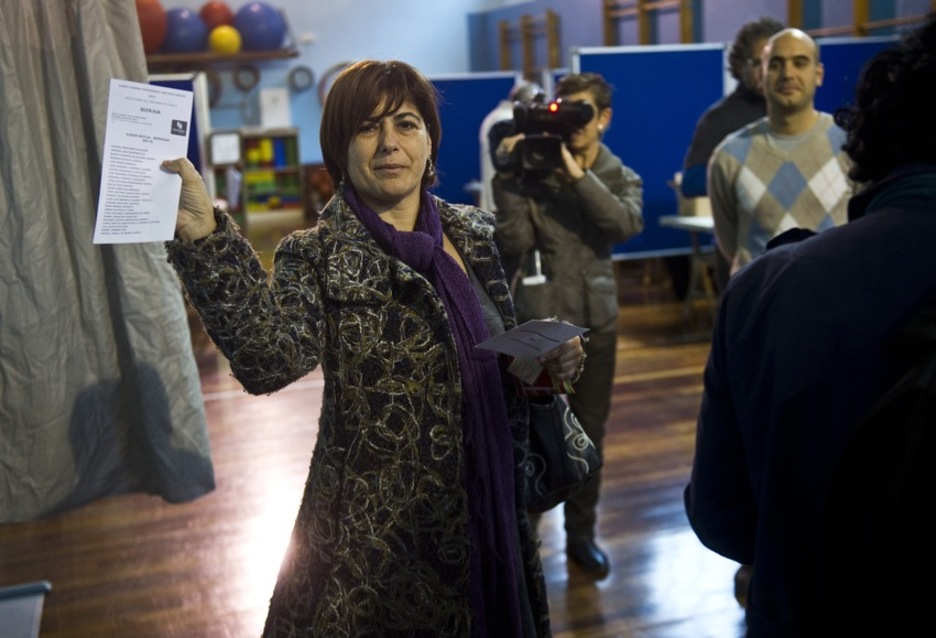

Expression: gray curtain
xmin=0 ymin=1 xmax=215 ymax=522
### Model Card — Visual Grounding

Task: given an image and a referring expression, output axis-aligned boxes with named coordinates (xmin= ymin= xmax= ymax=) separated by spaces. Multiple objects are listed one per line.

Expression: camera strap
xmin=508 ymin=196 xmax=549 ymax=296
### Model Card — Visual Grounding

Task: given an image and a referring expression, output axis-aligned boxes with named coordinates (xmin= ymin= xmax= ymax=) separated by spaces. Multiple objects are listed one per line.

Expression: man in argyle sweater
xmin=708 ymin=28 xmax=853 ymax=276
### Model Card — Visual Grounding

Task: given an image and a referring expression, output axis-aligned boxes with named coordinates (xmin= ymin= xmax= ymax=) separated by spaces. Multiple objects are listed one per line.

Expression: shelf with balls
xmin=138 ymin=0 xmax=298 ymax=72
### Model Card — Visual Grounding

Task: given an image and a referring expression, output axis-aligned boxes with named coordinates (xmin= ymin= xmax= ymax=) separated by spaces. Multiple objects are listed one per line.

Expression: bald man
xmin=707 ymin=28 xmax=853 ymax=276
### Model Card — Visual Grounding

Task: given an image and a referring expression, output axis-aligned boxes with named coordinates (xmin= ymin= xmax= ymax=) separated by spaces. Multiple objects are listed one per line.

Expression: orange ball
xmin=208 ymin=25 xmax=242 ymax=55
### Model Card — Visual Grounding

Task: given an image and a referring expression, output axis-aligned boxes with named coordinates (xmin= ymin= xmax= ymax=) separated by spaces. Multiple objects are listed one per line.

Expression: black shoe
xmin=566 ymin=538 xmax=610 ymax=579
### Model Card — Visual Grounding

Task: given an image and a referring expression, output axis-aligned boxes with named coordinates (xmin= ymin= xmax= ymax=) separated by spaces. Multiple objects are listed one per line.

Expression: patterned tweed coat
xmin=165 ymin=190 xmax=550 ymax=637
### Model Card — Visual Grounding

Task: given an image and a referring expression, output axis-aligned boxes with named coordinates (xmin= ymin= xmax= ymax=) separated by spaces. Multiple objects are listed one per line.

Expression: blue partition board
xmin=149 ymin=73 xmax=217 ymax=199
xmin=430 ymin=72 xmax=519 ymax=207
xmin=572 ymin=44 xmax=725 ymax=259
xmin=813 ymin=36 xmax=897 ymax=115
xmin=149 ymin=74 xmax=204 ymax=174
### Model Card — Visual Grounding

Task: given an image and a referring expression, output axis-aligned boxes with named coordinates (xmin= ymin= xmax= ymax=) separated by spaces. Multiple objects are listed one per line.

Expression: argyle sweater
xmin=708 ymin=112 xmax=853 ymax=273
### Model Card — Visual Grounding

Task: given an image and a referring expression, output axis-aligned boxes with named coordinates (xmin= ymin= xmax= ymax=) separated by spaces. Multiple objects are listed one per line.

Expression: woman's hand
xmin=538 ymin=335 xmax=586 ymax=386
xmin=161 ymin=157 xmax=217 ymax=243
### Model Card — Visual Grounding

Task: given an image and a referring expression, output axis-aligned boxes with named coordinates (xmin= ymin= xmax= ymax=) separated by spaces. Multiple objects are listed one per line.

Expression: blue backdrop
xmin=573 ymin=43 xmax=724 ymax=259
xmin=813 ymin=35 xmax=897 ymax=114
xmin=431 ymin=72 xmax=519 ymax=207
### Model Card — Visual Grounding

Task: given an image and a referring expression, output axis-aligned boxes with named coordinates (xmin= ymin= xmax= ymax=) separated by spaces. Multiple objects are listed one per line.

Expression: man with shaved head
xmin=707 ymin=28 xmax=853 ymax=277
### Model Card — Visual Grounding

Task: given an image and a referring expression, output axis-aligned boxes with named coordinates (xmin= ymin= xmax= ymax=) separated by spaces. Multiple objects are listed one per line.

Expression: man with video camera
xmin=491 ymin=72 xmax=643 ymax=579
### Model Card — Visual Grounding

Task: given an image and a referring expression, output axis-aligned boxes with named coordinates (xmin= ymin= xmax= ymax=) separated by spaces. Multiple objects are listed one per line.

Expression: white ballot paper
xmin=476 ymin=319 xmax=587 ymax=359
xmin=93 ymin=78 xmax=193 ymax=244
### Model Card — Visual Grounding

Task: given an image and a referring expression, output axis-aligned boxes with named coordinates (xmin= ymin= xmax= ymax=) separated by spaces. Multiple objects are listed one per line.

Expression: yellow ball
xmin=209 ymin=25 xmax=242 ymax=55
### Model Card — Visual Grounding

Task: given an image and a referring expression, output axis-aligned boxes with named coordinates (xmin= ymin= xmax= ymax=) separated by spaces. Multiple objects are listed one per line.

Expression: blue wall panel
xmin=431 ymin=73 xmax=518 ymax=207
xmin=574 ymin=44 xmax=725 ymax=258
xmin=813 ymin=36 xmax=898 ymax=114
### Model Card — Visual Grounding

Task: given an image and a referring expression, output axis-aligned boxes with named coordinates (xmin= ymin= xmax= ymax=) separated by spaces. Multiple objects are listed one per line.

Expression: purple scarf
xmin=345 ymin=186 xmax=524 ymax=636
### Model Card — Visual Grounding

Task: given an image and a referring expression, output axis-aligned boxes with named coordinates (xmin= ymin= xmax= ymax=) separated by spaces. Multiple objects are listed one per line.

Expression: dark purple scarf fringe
xmin=345 ymin=186 xmax=524 ymax=636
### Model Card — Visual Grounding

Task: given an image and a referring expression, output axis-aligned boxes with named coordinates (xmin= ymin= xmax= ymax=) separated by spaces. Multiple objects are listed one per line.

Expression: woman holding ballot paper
xmin=162 ymin=59 xmax=583 ymax=637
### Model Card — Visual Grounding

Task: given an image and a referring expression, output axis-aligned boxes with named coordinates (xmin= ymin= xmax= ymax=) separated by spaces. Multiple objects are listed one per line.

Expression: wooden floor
xmin=0 ymin=260 xmax=746 ymax=638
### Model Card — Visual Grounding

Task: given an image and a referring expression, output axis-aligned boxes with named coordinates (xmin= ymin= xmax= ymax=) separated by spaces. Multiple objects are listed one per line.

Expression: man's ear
xmin=815 ymin=61 xmax=825 ymax=87
xmin=599 ymin=107 xmax=612 ymax=133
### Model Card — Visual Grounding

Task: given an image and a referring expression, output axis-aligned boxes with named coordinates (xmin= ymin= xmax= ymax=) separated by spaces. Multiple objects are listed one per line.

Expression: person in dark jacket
xmin=684 ymin=13 xmax=936 ymax=637
xmin=491 ymin=72 xmax=644 ymax=579
xmin=162 ymin=59 xmax=586 ymax=637
xmin=681 ymin=16 xmax=785 ymax=199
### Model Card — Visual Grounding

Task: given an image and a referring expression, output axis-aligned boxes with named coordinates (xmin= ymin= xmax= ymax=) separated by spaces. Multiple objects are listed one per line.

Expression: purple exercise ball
xmin=162 ymin=8 xmax=208 ymax=53
xmin=233 ymin=2 xmax=286 ymax=51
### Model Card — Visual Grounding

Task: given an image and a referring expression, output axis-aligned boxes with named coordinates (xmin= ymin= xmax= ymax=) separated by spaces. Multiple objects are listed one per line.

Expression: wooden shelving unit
xmin=145 ymin=48 xmax=299 ymax=73
xmin=145 ymin=9 xmax=300 ymax=73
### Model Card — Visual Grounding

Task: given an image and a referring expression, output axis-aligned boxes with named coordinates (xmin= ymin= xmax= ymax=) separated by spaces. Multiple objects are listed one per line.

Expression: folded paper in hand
xmin=478 ymin=320 xmax=588 ymax=393
xmin=476 ymin=319 xmax=587 ymax=360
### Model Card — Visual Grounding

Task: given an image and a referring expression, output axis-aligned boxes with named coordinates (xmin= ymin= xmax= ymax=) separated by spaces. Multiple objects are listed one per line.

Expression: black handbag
xmin=524 ymin=395 xmax=602 ymax=514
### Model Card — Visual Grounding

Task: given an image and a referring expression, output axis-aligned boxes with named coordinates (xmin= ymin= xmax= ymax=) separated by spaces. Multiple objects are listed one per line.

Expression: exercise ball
xmin=162 ymin=8 xmax=208 ymax=53
xmin=208 ymin=25 xmax=242 ymax=55
xmin=136 ymin=0 xmax=167 ymax=55
xmin=233 ymin=2 xmax=286 ymax=51
xmin=199 ymin=1 xmax=234 ymax=30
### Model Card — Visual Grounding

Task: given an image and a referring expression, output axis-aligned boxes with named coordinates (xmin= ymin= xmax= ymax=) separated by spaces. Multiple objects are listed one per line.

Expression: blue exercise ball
xmin=234 ymin=2 xmax=285 ymax=51
xmin=162 ymin=8 xmax=208 ymax=53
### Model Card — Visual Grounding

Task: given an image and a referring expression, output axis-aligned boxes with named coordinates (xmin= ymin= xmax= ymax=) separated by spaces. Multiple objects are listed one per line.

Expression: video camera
xmin=489 ymin=98 xmax=595 ymax=175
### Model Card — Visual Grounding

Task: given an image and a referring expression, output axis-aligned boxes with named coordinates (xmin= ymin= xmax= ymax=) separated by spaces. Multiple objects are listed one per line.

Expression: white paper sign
xmin=260 ymin=87 xmax=292 ymax=128
xmin=93 ymin=78 xmax=193 ymax=244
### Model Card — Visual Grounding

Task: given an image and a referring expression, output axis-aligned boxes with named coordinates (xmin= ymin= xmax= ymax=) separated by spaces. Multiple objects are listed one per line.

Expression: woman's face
xmin=559 ymin=90 xmax=611 ymax=154
xmin=346 ymin=99 xmax=431 ymax=212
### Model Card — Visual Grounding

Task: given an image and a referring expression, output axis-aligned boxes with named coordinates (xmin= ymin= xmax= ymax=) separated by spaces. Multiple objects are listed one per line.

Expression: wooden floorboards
xmin=0 ymin=261 xmax=747 ymax=637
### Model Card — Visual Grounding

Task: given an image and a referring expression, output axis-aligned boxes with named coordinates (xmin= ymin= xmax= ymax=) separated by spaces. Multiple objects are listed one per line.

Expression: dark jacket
xmin=166 ymin=190 xmax=550 ymax=637
xmin=491 ymin=143 xmax=643 ymax=330
xmin=684 ymin=166 xmax=936 ymax=637
xmin=681 ymin=83 xmax=767 ymax=197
